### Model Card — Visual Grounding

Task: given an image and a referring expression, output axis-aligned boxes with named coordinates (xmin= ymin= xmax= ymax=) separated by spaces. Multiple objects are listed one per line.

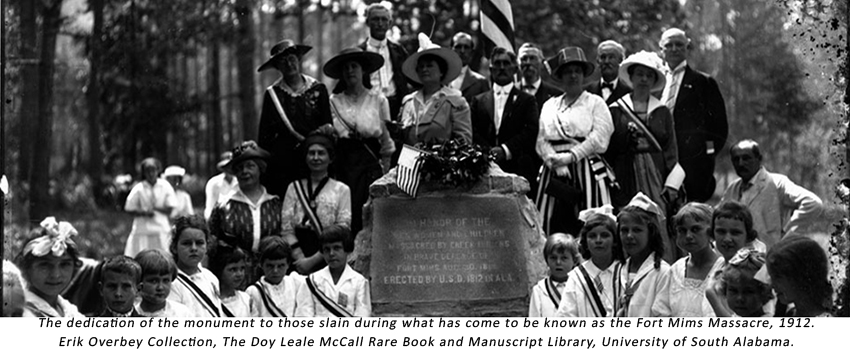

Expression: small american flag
xmin=397 ymin=145 xmax=426 ymax=198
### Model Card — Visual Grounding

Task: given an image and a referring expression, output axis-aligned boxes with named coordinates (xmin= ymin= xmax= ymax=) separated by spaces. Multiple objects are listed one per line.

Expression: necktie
xmin=664 ymin=68 xmax=683 ymax=112
xmin=594 ymin=274 xmax=604 ymax=294
xmin=739 ymin=182 xmax=752 ymax=201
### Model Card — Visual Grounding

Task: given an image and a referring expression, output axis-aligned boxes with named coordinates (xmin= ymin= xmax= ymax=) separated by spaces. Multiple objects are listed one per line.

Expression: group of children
xmin=4 ymin=213 xmax=371 ymax=318
xmin=530 ymin=193 xmax=834 ymax=318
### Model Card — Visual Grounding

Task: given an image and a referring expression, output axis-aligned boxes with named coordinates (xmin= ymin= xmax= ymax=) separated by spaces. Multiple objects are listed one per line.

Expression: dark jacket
xmin=585 ymin=79 xmax=632 ymax=106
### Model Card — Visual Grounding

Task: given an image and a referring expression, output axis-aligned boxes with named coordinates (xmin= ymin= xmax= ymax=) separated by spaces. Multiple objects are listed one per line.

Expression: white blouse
xmin=330 ymin=92 xmax=395 ymax=156
xmin=536 ymin=91 xmax=613 ymax=162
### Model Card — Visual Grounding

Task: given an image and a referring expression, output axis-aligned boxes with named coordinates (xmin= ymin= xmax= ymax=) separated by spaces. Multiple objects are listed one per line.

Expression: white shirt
xmin=221 ymin=290 xmax=253 ymax=317
xmin=247 ymin=275 xmax=303 ymax=317
xmin=492 ymin=83 xmax=514 ymax=134
xmin=661 ymin=60 xmax=687 ymax=113
xmin=519 ymin=78 xmax=542 ymax=96
xmin=557 ymin=260 xmax=621 ymax=317
xmin=366 ymin=37 xmax=396 ymax=98
xmin=169 ymin=268 xmax=222 ymax=317
xmin=295 ymin=265 xmax=371 ymax=317
xmin=600 ymin=78 xmax=620 ymax=101
xmin=204 ymin=172 xmax=238 ymax=219
xmin=529 ymin=277 xmax=566 ymax=317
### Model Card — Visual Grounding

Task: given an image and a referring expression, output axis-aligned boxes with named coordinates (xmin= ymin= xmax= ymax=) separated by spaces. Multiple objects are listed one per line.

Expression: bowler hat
xmin=257 ymin=40 xmax=312 ymax=72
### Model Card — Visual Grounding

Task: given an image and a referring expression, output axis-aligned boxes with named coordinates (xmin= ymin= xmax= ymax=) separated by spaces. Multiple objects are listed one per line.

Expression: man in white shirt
xmin=470 ymin=47 xmax=540 ymax=197
xmin=720 ymin=140 xmax=823 ymax=249
xmin=585 ymin=40 xmax=631 ymax=104
xmin=516 ymin=42 xmax=562 ymax=112
xmin=357 ymin=3 xmax=409 ymax=121
xmin=449 ymin=32 xmax=489 ymax=103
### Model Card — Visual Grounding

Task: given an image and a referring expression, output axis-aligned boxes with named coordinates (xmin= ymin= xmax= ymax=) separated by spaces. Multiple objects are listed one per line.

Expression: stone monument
xmin=350 ymin=166 xmax=547 ymax=316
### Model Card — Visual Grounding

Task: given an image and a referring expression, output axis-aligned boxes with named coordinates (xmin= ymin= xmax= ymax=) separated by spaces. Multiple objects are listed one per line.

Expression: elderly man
xmin=585 ymin=40 xmax=631 ymax=104
xmin=660 ymin=28 xmax=728 ymax=202
xmin=449 ymin=32 xmax=489 ymax=103
xmin=357 ymin=3 xmax=409 ymax=120
xmin=720 ymin=140 xmax=823 ymax=249
xmin=516 ymin=42 xmax=562 ymax=111
xmin=470 ymin=47 xmax=540 ymax=197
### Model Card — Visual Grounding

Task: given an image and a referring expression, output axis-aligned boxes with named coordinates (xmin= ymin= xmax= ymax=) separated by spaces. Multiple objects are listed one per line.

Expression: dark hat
xmin=546 ymin=46 xmax=595 ymax=78
xmin=303 ymin=124 xmax=337 ymax=156
xmin=225 ymin=141 xmax=270 ymax=170
xmin=323 ymin=48 xmax=385 ymax=80
xmin=216 ymin=151 xmax=233 ymax=171
xmin=257 ymin=40 xmax=312 ymax=72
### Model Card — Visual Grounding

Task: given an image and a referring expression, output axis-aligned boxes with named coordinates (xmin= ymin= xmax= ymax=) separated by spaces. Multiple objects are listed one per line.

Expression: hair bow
xmin=625 ymin=192 xmax=665 ymax=220
xmin=578 ymin=204 xmax=616 ymax=223
xmin=728 ymin=248 xmax=771 ymax=284
xmin=23 ymin=217 xmax=78 ymax=257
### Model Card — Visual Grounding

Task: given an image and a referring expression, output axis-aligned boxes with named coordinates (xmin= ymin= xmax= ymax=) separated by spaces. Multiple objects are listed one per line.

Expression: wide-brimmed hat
xmin=225 ymin=141 xmax=271 ymax=170
xmin=323 ymin=48 xmax=385 ymax=80
xmin=618 ymin=51 xmax=666 ymax=93
xmin=402 ymin=33 xmax=462 ymax=85
xmin=546 ymin=46 xmax=595 ymax=79
xmin=257 ymin=39 xmax=312 ymax=72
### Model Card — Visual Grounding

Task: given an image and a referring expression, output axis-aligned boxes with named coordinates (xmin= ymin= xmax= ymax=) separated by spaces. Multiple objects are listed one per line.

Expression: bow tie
xmin=601 ymin=82 xmax=614 ymax=90
xmin=496 ymin=89 xmax=509 ymax=96
xmin=522 ymin=85 xmax=534 ymax=92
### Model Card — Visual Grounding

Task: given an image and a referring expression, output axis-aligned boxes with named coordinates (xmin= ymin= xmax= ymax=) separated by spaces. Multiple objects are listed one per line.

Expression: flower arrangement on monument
xmin=416 ymin=138 xmax=493 ymax=188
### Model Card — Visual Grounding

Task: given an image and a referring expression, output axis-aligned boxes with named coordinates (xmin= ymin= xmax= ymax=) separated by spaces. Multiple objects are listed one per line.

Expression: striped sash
xmin=544 ymin=277 xmax=562 ymax=309
xmin=176 ymin=271 xmax=221 ymax=317
xmin=306 ymin=275 xmax=353 ymax=317
xmin=253 ymin=281 xmax=287 ymax=317
xmin=294 ymin=180 xmax=324 ymax=234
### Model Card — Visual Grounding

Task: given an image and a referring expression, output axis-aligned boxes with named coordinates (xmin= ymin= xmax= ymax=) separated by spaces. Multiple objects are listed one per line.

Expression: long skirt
xmin=536 ymin=156 xmax=611 ymax=236
xmin=334 ymin=137 xmax=383 ymax=238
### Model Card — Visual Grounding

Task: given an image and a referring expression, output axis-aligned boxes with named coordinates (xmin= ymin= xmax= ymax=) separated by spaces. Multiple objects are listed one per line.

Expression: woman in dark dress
xmin=257 ymin=39 xmax=332 ymax=197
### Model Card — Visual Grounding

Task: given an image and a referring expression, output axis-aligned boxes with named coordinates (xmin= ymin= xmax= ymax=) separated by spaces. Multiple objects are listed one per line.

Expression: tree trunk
xmin=235 ymin=0 xmax=257 ymax=141
xmin=209 ymin=38 xmax=222 ymax=170
xmin=18 ymin=0 xmax=38 ymax=187
xmin=30 ymin=0 xmax=64 ymax=221
xmin=87 ymin=0 xmax=104 ymax=190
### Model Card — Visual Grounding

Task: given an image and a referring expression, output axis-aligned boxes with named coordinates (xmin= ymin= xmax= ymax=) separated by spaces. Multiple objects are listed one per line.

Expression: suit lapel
xmin=460 ymin=69 xmax=473 ymax=92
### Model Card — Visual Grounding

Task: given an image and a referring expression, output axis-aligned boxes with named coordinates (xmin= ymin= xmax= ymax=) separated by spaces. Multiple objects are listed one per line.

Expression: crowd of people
xmin=2 ymin=3 xmax=834 ymax=318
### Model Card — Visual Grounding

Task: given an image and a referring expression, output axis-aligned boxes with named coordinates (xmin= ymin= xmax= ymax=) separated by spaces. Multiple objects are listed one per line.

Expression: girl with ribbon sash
xmin=614 ymin=193 xmax=672 ymax=317
xmin=168 ymin=215 xmax=223 ymax=317
xmin=529 ymin=233 xmax=581 ymax=317
xmin=17 ymin=217 xmax=85 ymax=317
xmin=282 ymin=127 xmax=352 ymax=275
xmin=558 ymin=205 xmax=625 ymax=317
xmin=536 ymin=47 xmax=614 ymax=236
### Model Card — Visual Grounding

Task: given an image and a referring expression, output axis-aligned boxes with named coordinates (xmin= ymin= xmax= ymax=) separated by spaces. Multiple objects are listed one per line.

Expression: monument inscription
xmin=371 ymin=196 xmax=529 ymax=303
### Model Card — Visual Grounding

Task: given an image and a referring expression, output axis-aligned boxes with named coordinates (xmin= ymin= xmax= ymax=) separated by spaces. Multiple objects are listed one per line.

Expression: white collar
xmin=618 ymin=94 xmax=665 ymax=114
xmin=601 ymin=77 xmax=619 ymax=87
xmin=315 ymin=264 xmax=356 ymax=286
xmin=368 ymin=37 xmax=388 ymax=49
xmin=667 ymin=60 xmax=687 ymax=74
xmin=493 ymin=82 xmax=514 ymax=95
xmin=222 ymin=186 xmax=277 ymax=209
xmin=276 ymin=74 xmax=319 ymax=96
xmin=24 ymin=288 xmax=76 ymax=317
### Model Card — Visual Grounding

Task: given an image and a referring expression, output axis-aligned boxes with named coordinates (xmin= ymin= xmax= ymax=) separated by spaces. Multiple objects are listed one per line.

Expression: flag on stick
xmin=480 ymin=0 xmax=516 ymax=53
xmin=397 ymin=145 xmax=427 ymax=198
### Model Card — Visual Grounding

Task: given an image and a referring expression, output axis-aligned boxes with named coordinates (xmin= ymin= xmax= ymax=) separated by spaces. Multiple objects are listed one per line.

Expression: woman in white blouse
xmin=323 ymin=48 xmax=394 ymax=237
xmin=536 ymin=47 xmax=614 ymax=235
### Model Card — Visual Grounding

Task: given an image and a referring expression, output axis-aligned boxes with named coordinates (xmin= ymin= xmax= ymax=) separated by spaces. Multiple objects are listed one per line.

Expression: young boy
xmin=246 ymin=236 xmax=302 ymax=317
xmin=98 ymin=256 xmax=143 ymax=317
xmin=296 ymin=226 xmax=371 ymax=317
xmin=530 ymin=233 xmax=580 ymax=317
xmin=133 ymin=249 xmax=193 ymax=317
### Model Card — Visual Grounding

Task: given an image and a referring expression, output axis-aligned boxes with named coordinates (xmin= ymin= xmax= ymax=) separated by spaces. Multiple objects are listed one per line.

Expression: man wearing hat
xmin=470 ymin=46 xmax=540 ymax=198
xmin=659 ymin=28 xmax=728 ymax=202
xmin=204 ymin=152 xmax=238 ymax=219
xmin=357 ymin=3 xmax=410 ymax=121
xmin=449 ymin=32 xmax=490 ymax=103
xmin=585 ymin=40 xmax=632 ymax=105
xmin=257 ymin=39 xmax=332 ymax=198
xmin=517 ymin=42 xmax=562 ymax=112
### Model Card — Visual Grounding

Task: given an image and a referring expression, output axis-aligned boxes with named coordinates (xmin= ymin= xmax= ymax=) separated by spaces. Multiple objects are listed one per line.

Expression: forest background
xmin=1 ymin=0 xmax=847 ymax=263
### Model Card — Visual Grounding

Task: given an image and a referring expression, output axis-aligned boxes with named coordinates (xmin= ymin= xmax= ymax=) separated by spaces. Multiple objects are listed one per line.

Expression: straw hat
xmin=162 ymin=166 xmax=186 ymax=178
xmin=546 ymin=46 xmax=595 ymax=79
xmin=618 ymin=51 xmax=667 ymax=93
xmin=323 ymin=48 xmax=385 ymax=80
xmin=401 ymin=33 xmax=462 ymax=85
xmin=257 ymin=39 xmax=312 ymax=72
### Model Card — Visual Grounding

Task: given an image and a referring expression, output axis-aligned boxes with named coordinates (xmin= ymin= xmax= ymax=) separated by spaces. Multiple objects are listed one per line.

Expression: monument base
xmin=350 ymin=165 xmax=547 ymax=317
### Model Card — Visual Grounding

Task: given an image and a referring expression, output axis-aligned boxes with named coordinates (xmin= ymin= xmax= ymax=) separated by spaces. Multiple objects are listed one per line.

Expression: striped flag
xmin=397 ymin=145 xmax=426 ymax=198
xmin=480 ymin=0 xmax=516 ymax=53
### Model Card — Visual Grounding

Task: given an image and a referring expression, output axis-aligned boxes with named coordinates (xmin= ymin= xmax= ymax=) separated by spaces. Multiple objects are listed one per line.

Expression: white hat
xmin=402 ymin=33 xmax=462 ymax=85
xmin=618 ymin=51 xmax=666 ymax=93
xmin=162 ymin=165 xmax=186 ymax=178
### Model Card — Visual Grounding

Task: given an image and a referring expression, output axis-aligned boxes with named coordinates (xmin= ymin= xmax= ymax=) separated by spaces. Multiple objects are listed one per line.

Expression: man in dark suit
xmin=449 ymin=32 xmax=490 ymax=103
xmin=358 ymin=3 xmax=409 ymax=121
xmin=517 ymin=43 xmax=562 ymax=111
xmin=660 ymin=28 xmax=728 ymax=202
xmin=585 ymin=40 xmax=631 ymax=105
xmin=471 ymin=47 xmax=540 ymax=197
